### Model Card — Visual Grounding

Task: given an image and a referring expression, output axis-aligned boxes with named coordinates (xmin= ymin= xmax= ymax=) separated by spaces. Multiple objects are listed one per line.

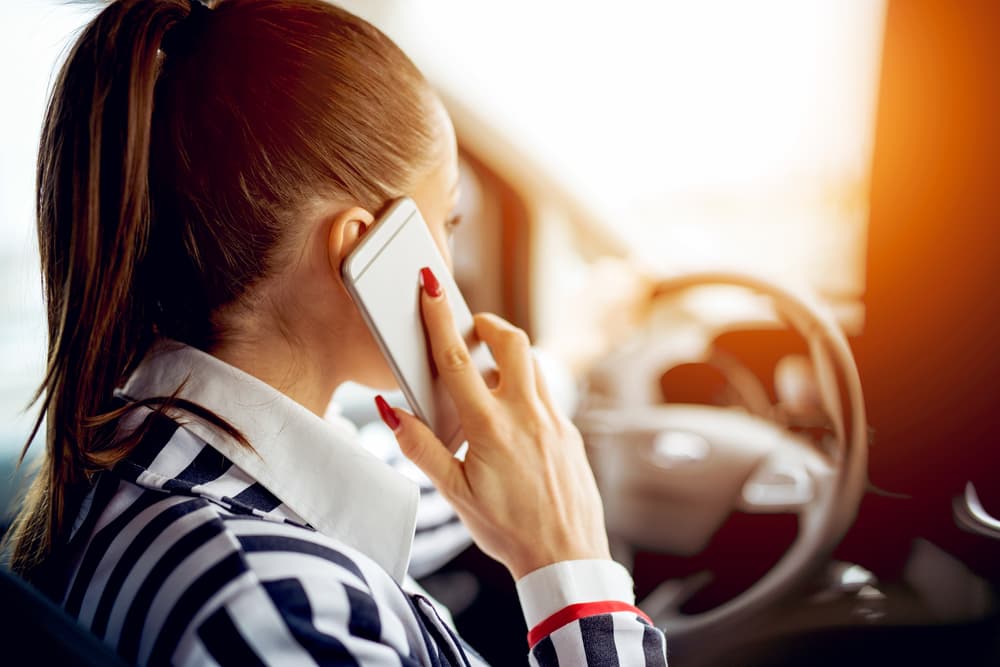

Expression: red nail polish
xmin=420 ymin=267 xmax=442 ymax=298
xmin=374 ymin=395 xmax=401 ymax=431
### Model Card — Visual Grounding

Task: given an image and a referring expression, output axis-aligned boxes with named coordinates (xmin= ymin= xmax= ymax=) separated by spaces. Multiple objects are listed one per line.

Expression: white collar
xmin=120 ymin=339 xmax=419 ymax=582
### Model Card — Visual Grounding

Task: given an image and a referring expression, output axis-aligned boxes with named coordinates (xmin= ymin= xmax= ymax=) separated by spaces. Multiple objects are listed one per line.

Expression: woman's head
xmin=11 ymin=0 xmax=459 ymax=576
xmin=145 ymin=0 xmax=462 ymax=390
xmin=148 ymin=0 xmax=458 ymax=353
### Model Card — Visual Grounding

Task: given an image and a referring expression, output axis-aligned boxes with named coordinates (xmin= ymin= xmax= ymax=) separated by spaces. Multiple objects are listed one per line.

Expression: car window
xmin=342 ymin=0 xmax=887 ymax=305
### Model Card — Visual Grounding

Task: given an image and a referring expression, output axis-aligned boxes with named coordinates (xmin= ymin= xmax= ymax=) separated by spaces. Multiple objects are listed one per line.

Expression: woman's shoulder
xmin=58 ymin=406 xmax=421 ymax=665
xmin=76 ymin=403 xmax=403 ymax=599
xmin=103 ymin=405 xmax=399 ymax=585
xmin=63 ymin=469 xmax=417 ymax=665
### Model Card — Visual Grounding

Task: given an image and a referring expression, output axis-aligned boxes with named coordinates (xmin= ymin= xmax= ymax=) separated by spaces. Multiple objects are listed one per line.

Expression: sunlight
xmin=354 ymin=0 xmax=888 ymax=304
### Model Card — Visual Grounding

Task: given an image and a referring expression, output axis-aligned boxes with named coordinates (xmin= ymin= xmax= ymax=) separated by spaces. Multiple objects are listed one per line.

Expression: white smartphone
xmin=341 ymin=197 xmax=495 ymax=452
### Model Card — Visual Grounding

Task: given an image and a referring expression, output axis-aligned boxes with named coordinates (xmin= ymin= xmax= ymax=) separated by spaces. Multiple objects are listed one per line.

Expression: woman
xmin=7 ymin=0 xmax=668 ymax=664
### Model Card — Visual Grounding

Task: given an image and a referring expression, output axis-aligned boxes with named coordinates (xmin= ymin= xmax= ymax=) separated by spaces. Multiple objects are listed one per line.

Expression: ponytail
xmin=7 ymin=0 xmax=196 ymax=580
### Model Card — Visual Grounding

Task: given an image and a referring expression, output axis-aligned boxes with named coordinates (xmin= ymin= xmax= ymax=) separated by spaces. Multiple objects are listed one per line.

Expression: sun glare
xmin=355 ymin=1 xmax=888 ymax=309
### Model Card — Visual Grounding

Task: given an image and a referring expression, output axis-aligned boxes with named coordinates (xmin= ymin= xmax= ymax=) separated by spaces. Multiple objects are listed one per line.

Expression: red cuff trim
xmin=527 ymin=601 xmax=653 ymax=648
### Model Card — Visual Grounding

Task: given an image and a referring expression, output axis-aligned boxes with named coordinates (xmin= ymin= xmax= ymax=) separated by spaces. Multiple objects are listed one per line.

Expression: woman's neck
xmin=210 ymin=331 xmax=343 ymax=417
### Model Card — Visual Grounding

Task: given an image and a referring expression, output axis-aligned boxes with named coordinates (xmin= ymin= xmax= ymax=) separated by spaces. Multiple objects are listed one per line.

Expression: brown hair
xmin=8 ymin=0 xmax=438 ymax=579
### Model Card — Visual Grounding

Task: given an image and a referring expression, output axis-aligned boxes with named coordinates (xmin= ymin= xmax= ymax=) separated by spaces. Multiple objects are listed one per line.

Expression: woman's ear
xmin=327 ymin=206 xmax=375 ymax=276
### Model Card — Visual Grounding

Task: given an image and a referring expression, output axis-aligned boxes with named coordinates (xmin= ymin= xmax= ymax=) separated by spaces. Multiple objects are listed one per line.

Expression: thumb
xmin=374 ymin=395 xmax=463 ymax=498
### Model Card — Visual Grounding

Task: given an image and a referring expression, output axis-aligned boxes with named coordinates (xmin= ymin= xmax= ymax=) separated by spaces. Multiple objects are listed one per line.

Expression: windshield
xmin=347 ymin=0 xmax=887 ymax=306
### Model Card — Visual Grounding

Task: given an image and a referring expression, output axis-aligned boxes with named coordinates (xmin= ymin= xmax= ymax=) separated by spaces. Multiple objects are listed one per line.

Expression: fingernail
xmin=374 ymin=395 xmax=401 ymax=431
xmin=420 ymin=267 xmax=442 ymax=298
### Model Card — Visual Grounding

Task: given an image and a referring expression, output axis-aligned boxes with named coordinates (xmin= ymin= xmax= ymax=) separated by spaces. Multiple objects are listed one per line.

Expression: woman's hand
xmin=374 ymin=267 xmax=612 ymax=579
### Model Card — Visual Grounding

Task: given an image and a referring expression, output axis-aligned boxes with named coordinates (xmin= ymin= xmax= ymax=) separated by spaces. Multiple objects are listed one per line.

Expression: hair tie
xmin=162 ymin=0 xmax=212 ymax=56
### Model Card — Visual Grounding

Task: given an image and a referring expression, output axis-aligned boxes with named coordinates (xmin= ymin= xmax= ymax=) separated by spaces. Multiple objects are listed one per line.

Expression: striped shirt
xmin=46 ymin=341 xmax=668 ymax=665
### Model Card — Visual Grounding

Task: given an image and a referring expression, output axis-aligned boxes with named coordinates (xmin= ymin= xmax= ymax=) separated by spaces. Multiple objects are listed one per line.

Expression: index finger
xmin=419 ymin=267 xmax=493 ymax=417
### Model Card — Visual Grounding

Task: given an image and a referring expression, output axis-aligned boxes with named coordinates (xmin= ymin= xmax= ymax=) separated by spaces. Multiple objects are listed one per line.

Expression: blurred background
xmin=1 ymin=1 xmax=998 ymax=665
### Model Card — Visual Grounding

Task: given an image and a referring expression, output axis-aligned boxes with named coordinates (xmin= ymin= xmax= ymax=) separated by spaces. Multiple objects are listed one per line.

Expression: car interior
xmin=1 ymin=1 xmax=998 ymax=665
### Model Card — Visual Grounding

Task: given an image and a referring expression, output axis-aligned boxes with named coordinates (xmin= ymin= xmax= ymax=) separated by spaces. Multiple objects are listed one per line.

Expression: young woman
xmin=8 ymin=1 xmax=668 ymax=664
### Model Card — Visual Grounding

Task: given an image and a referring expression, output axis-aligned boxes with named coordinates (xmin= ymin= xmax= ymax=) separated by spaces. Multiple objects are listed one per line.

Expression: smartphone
xmin=341 ymin=197 xmax=495 ymax=452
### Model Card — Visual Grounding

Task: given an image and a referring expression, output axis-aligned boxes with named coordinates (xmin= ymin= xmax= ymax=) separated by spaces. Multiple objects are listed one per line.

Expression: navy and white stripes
xmin=48 ymin=401 xmax=667 ymax=665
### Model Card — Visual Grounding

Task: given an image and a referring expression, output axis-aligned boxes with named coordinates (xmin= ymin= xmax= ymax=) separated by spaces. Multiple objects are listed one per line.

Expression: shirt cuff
xmin=515 ymin=559 xmax=636 ymax=629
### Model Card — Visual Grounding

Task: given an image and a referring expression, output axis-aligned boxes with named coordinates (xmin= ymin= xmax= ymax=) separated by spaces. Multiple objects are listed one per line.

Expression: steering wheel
xmin=575 ymin=271 xmax=868 ymax=645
